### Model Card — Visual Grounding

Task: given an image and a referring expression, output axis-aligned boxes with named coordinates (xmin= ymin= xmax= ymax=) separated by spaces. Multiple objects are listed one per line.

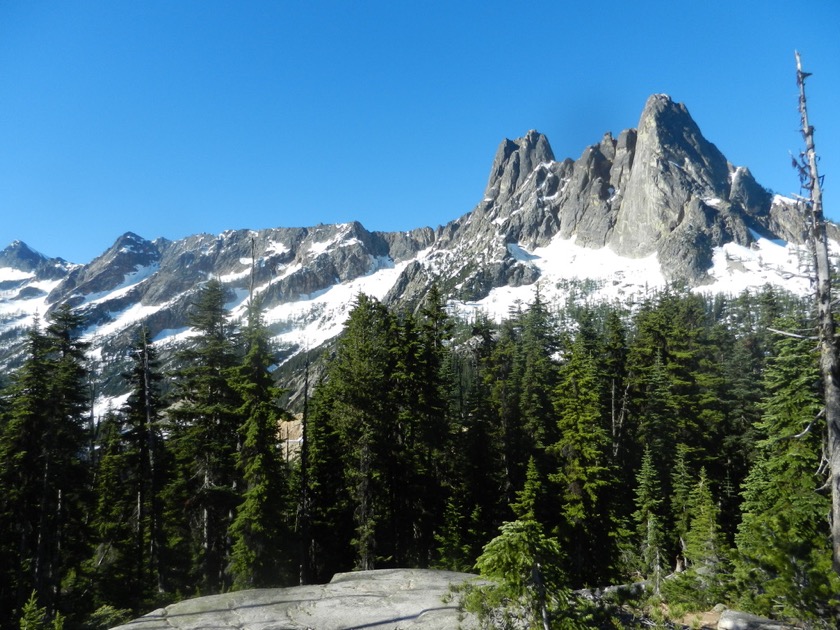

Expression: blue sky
xmin=1 ymin=1 xmax=838 ymax=264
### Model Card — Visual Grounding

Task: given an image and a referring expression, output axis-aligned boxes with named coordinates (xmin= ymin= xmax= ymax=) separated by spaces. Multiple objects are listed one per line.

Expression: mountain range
xmin=0 ymin=94 xmax=829 ymax=412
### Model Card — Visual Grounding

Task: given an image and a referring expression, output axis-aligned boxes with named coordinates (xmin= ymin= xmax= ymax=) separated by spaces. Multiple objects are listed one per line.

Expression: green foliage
xmin=548 ymin=333 xmax=616 ymax=584
xmin=2 ymin=283 xmax=837 ymax=626
xmin=82 ymin=605 xmax=132 ymax=630
xmin=89 ymin=326 xmax=170 ymax=613
xmin=662 ymin=468 xmax=731 ymax=611
xmin=462 ymin=519 xmax=588 ymax=630
xmin=0 ymin=307 xmax=92 ymax=624
xmin=18 ymin=591 xmax=63 ymax=630
xmin=228 ymin=301 xmax=294 ymax=589
xmin=733 ymin=325 xmax=840 ymax=621
xmin=631 ymin=448 xmax=665 ymax=592
xmin=166 ymin=279 xmax=242 ymax=593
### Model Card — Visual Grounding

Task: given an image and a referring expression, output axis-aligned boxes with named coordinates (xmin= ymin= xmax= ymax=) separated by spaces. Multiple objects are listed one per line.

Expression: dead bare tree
xmin=794 ymin=50 xmax=840 ymax=574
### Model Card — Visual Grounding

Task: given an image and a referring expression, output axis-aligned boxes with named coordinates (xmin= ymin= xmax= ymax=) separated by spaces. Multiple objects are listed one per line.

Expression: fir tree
xmin=464 ymin=519 xmax=584 ymax=630
xmin=0 ymin=306 xmax=91 ymax=623
xmin=166 ymin=279 xmax=242 ymax=594
xmin=734 ymin=326 xmax=840 ymax=620
xmin=632 ymin=448 xmax=665 ymax=593
xmin=548 ymin=333 xmax=615 ymax=585
xmin=305 ymin=294 xmax=399 ymax=572
xmin=228 ymin=302 xmax=294 ymax=589
xmin=669 ymin=468 xmax=730 ymax=606
xmin=518 ymin=288 xmax=560 ymax=451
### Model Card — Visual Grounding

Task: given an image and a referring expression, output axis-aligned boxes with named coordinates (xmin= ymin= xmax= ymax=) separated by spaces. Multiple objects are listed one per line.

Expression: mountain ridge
xmin=0 ymin=93 xmax=829 ymax=409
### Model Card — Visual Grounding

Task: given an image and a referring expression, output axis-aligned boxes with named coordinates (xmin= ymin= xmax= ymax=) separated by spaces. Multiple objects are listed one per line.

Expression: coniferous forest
xmin=1 ymin=279 xmax=839 ymax=628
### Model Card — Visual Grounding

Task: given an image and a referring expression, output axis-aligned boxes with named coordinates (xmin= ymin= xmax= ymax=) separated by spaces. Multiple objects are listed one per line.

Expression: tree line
xmin=0 ymin=279 xmax=838 ymax=628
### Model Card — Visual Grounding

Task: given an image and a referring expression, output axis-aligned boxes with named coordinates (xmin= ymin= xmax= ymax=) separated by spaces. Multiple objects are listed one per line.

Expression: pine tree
xmin=18 ymin=591 xmax=63 ymax=630
xmin=305 ymin=294 xmax=399 ymax=572
xmin=548 ymin=333 xmax=615 ymax=585
xmin=166 ymin=279 xmax=242 ymax=594
xmin=89 ymin=411 xmax=138 ymax=610
xmin=487 ymin=318 xmax=529 ymax=507
xmin=0 ymin=306 xmax=91 ymax=623
xmin=632 ymin=448 xmax=664 ymax=593
xmin=518 ymin=288 xmax=560 ymax=451
xmin=0 ymin=324 xmax=53 ymax=620
xmin=436 ymin=316 xmax=507 ymax=571
xmin=662 ymin=467 xmax=730 ymax=610
xmin=734 ymin=325 xmax=840 ymax=620
xmin=228 ymin=301 xmax=294 ymax=589
xmin=464 ymin=519 xmax=583 ymax=630
xmin=669 ymin=443 xmax=694 ymax=571
xmin=110 ymin=326 xmax=168 ymax=605
xmin=304 ymin=374 xmax=354 ymax=582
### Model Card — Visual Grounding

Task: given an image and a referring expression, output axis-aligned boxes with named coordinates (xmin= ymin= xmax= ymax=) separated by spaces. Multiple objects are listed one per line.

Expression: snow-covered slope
xmin=0 ymin=94 xmax=832 ymax=414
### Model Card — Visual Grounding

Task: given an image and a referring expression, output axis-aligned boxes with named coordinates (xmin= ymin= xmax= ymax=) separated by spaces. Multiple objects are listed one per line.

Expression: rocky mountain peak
xmin=484 ymin=129 xmax=554 ymax=202
xmin=0 ymin=240 xmax=71 ymax=280
xmin=0 ymin=93 xmax=825 ymax=410
xmin=0 ymin=240 xmax=48 ymax=271
xmin=51 ymin=232 xmax=162 ymax=307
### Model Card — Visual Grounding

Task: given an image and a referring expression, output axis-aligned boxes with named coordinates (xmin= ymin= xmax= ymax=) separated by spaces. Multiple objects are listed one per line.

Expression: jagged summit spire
xmin=484 ymin=129 xmax=554 ymax=201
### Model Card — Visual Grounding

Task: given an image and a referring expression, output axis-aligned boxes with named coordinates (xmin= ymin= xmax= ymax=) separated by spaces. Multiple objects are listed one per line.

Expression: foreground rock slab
xmin=717 ymin=609 xmax=797 ymax=630
xmin=110 ymin=568 xmax=479 ymax=629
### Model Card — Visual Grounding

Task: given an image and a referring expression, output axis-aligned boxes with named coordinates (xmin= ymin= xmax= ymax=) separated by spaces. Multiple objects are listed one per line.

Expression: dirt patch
xmin=678 ymin=609 xmax=721 ymax=629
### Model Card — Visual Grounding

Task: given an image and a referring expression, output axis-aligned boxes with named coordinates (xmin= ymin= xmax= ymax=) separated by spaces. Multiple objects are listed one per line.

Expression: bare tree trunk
xmin=795 ymin=50 xmax=840 ymax=574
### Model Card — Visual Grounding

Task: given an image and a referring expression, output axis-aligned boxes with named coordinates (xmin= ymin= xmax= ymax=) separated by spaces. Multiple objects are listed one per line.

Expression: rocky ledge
xmin=110 ymin=568 xmax=479 ymax=629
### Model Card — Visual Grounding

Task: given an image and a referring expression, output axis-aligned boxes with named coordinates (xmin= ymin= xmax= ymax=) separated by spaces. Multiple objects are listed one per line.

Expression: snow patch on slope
xmin=77 ymin=264 xmax=159 ymax=306
xmin=264 ymin=257 xmax=414 ymax=355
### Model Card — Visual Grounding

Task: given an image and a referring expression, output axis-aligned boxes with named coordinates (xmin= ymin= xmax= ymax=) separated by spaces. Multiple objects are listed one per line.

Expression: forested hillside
xmin=1 ymin=280 xmax=838 ymax=628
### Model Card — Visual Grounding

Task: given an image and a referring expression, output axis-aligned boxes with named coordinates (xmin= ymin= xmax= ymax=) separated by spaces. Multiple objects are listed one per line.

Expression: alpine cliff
xmin=0 ymin=94 xmax=828 ymax=410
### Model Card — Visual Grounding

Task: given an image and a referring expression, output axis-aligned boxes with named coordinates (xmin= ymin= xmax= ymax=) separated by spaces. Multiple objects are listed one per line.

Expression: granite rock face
xmin=0 ymin=93 xmax=821 ymax=405
xmin=109 ymin=569 xmax=479 ymax=630
xmin=717 ymin=609 xmax=797 ymax=630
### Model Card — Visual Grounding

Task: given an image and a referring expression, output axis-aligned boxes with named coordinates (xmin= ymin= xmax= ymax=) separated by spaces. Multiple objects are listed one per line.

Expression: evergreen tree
xmin=669 ymin=443 xmax=694 ymax=571
xmin=632 ymin=448 xmax=665 ymax=593
xmin=18 ymin=591 xmax=63 ymax=630
xmin=518 ymin=288 xmax=560 ymax=451
xmin=601 ymin=309 xmax=629 ymax=466
xmin=89 ymin=326 xmax=169 ymax=611
xmin=548 ymin=333 xmax=615 ymax=585
xmin=0 ymin=306 xmax=91 ymax=624
xmin=305 ymin=372 xmax=354 ymax=582
xmin=665 ymin=467 xmax=730 ymax=607
xmin=486 ymin=318 xmax=529 ymax=507
xmin=464 ymin=519 xmax=584 ymax=630
xmin=436 ymin=316 xmax=507 ymax=571
xmin=734 ymin=326 xmax=840 ymax=620
xmin=228 ymin=302 xmax=294 ymax=589
xmin=166 ymin=279 xmax=242 ymax=594
xmin=0 ymin=324 xmax=53 ymax=621
xmin=89 ymin=411 xmax=138 ymax=611
xmin=305 ymin=294 xmax=400 ymax=572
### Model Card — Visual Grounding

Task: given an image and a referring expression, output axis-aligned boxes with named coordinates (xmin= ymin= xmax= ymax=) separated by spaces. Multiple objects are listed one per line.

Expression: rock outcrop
xmin=109 ymin=569 xmax=478 ymax=630
xmin=717 ymin=609 xmax=798 ymax=630
xmin=0 ymin=93 xmax=824 ymax=407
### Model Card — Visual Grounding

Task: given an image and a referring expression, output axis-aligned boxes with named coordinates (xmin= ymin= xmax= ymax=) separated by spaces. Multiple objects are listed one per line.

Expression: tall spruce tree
xmin=228 ymin=302 xmax=294 ymax=589
xmin=735 ymin=325 xmax=840 ymax=620
xmin=0 ymin=323 xmax=55 ymax=624
xmin=89 ymin=327 xmax=170 ymax=613
xmin=436 ymin=315 xmax=507 ymax=571
xmin=0 ymin=306 xmax=91 ymax=626
xmin=305 ymin=294 xmax=398 ymax=572
xmin=632 ymin=447 xmax=665 ymax=593
xmin=663 ymin=467 xmax=730 ymax=609
xmin=548 ymin=333 xmax=615 ymax=585
xmin=122 ymin=327 xmax=167 ymax=602
xmin=166 ymin=279 xmax=241 ymax=594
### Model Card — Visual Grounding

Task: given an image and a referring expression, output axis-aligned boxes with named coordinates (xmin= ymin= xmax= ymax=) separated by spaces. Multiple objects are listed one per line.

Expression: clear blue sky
xmin=2 ymin=0 xmax=838 ymax=264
